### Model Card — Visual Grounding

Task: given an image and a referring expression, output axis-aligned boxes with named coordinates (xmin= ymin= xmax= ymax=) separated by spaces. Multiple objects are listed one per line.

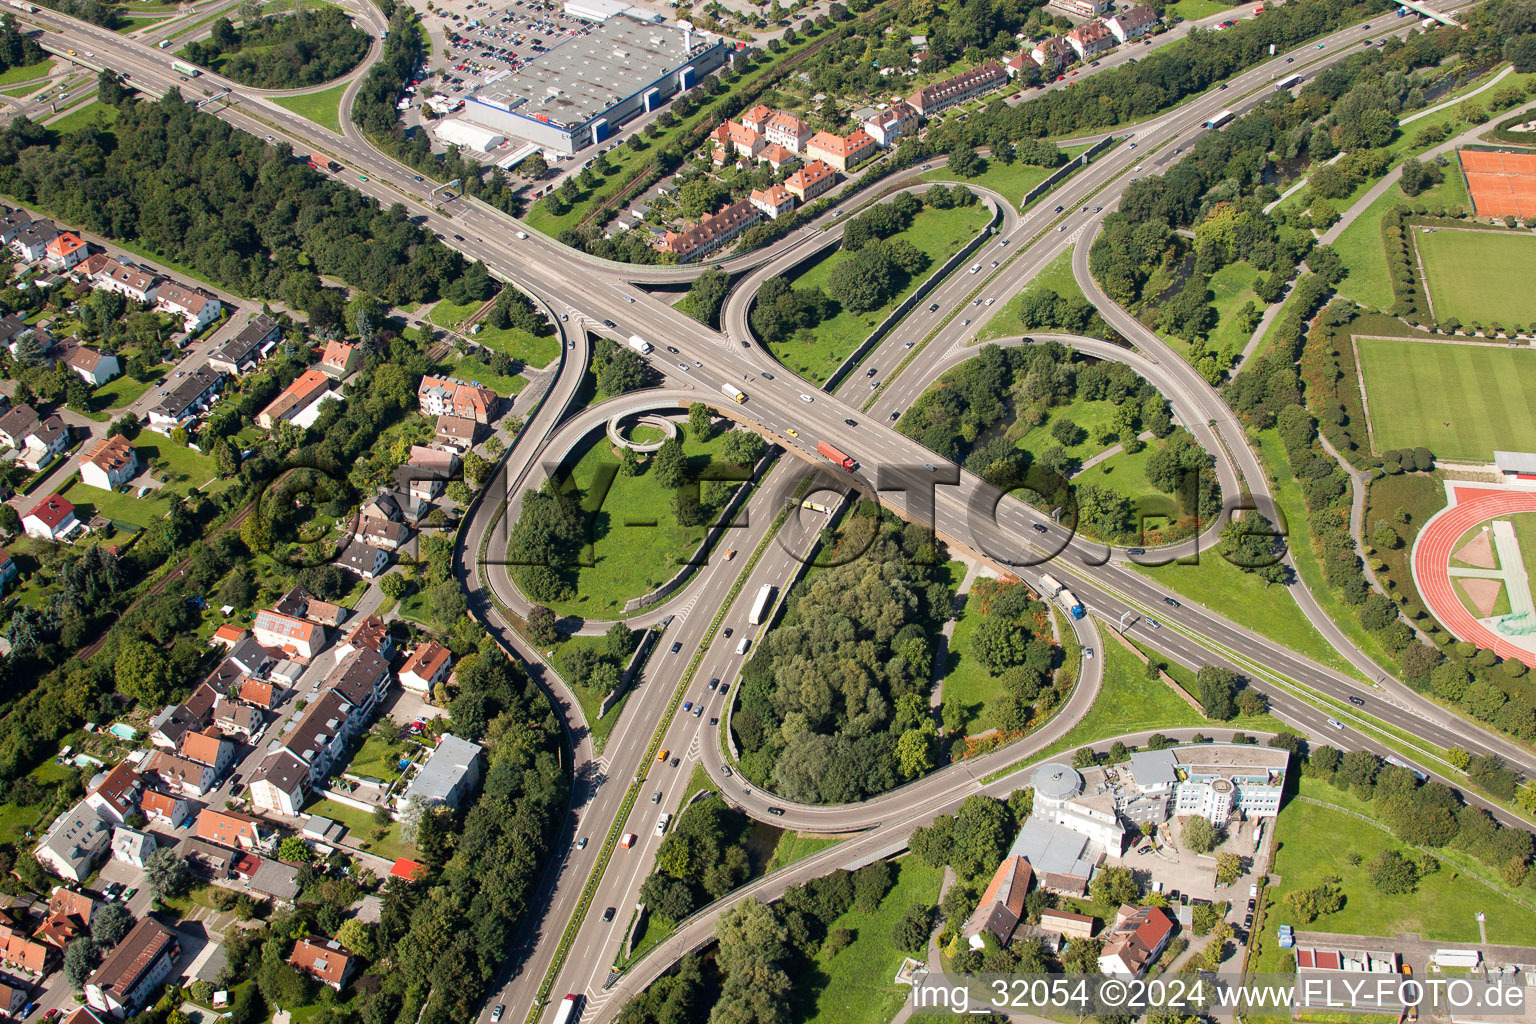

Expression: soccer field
xmin=1417 ymin=228 xmax=1536 ymax=326
xmin=1354 ymin=338 xmax=1536 ymax=461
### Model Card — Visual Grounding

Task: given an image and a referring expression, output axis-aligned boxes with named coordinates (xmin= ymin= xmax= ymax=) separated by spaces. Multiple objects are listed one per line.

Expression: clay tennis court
xmin=1459 ymin=150 xmax=1536 ymax=219
xmin=1413 ymin=484 xmax=1536 ymax=667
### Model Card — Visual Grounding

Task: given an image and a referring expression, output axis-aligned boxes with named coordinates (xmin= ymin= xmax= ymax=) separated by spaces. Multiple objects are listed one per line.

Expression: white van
xmin=655 ymin=813 xmax=671 ymax=836
xmin=736 ymin=637 xmax=750 ymax=655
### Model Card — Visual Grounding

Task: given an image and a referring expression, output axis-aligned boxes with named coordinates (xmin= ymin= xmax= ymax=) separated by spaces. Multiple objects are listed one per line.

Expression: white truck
xmin=628 ymin=335 xmax=652 ymax=355
xmin=1037 ymin=572 xmax=1065 ymax=598
xmin=720 ymin=384 xmax=746 ymax=404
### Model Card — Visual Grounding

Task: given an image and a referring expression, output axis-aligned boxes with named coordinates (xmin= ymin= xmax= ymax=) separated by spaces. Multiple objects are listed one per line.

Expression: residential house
xmin=1066 ymin=19 xmax=1115 ymax=59
xmin=0 ymin=403 xmax=37 ymax=448
xmin=1038 ymin=908 xmax=1096 ymax=939
xmin=434 ymin=414 xmax=480 ymax=451
xmin=256 ymin=368 xmax=332 ymax=430
xmin=91 ymin=260 xmax=161 ymax=305
xmin=1105 ymin=4 xmax=1158 ymax=42
xmin=35 ymin=803 xmax=112 ymax=883
xmin=399 ymin=641 xmax=452 ymax=695
xmin=403 ymin=445 xmax=459 ymax=502
xmin=45 ymin=232 xmax=87 ymax=271
xmin=249 ymin=859 xmax=301 ymax=903
xmin=784 ymin=160 xmax=838 ymax=202
xmin=0 ymin=314 xmax=28 ymax=358
xmin=398 ymin=734 xmax=482 ymax=812
xmin=84 ymin=763 xmax=143 ymax=825
xmin=658 ymin=200 xmax=761 ymax=263
xmin=338 ymin=615 xmax=393 ymax=660
xmin=213 ymin=695 xmax=261 ymax=741
xmin=1030 ymin=35 xmax=1075 ymax=70
xmin=253 ymin=609 xmax=325 ymax=660
xmin=360 ymin=492 xmax=403 ymax=523
xmin=0 ymin=979 xmax=28 ymax=1016
xmin=206 ymin=315 xmax=280 ymax=375
xmin=805 ymin=128 xmax=877 ymax=173
xmin=248 ymin=750 xmax=309 ymax=816
xmin=0 ymin=206 xmax=33 ymax=245
xmin=749 ymin=184 xmax=796 ymax=220
xmin=80 ymin=436 xmax=139 ymax=491
xmin=226 ymin=636 xmax=278 ymax=677
xmin=63 ymin=345 xmax=122 ymax=386
xmin=139 ymin=751 xmax=217 ymax=798
xmin=62 ymin=1009 xmax=109 ymax=1024
xmin=11 ymin=219 xmax=58 ymax=262
xmin=19 ymin=415 xmax=68 ymax=472
xmin=211 ymin=624 xmax=248 ymax=649
xmin=0 ymin=925 xmax=53 ymax=976
xmin=709 ymin=120 xmax=765 ymax=161
xmin=138 ymin=789 xmax=190 ymax=829
xmin=180 ymin=727 xmax=235 ymax=776
xmin=85 ymin=918 xmax=179 ymax=1018
xmin=0 ymin=549 xmax=17 ymax=589
xmin=760 ymin=143 xmax=796 ymax=171
xmin=337 ymin=539 xmax=389 ymax=580
xmin=147 ymin=368 xmax=223 ymax=433
xmin=907 ymin=62 xmax=1008 ymax=116
xmin=739 ymin=103 xmax=774 ymax=134
xmin=47 ymin=886 xmax=97 ymax=931
xmin=149 ymin=682 xmax=221 ymax=750
xmin=763 ymin=111 xmax=812 ymax=153
xmin=154 ymin=283 xmax=222 ymax=334
xmin=1047 ymin=0 xmax=1109 ymax=16
xmin=863 ymin=101 xmax=918 ymax=147
xmin=177 ymin=837 xmax=236 ymax=879
xmin=320 ymin=339 xmax=360 ymax=377
xmin=110 ymin=827 xmax=155 ymax=868
xmin=239 ymin=676 xmax=279 ymax=710
xmin=416 ymin=376 xmax=499 ymax=424
xmin=1097 ymin=905 xmax=1174 ymax=976
xmin=289 ymin=938 xmax=355 ymax=992
xmin=23 ymin=494 xmax=78 ymax=542
xmin=963 ymin=856 xmax=1034 ymax=949
xmin=195 ymin=808 xmax=267 ymax=851
xmin=325 ymin=648 xmax=392 ymax=720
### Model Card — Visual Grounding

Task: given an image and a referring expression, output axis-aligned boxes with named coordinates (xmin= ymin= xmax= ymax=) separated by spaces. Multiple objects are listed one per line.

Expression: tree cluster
xmin=182 ymin=7 xmax=370 ymax=89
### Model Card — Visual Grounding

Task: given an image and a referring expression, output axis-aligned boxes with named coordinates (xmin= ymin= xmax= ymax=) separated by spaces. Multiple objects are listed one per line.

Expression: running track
xmin=1412 ymin=485 xmax=1536 ymax=667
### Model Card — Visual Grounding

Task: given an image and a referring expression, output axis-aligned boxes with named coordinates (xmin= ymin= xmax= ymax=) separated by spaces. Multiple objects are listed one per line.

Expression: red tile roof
xmin=289 ymin=937 xmax=354 ymax=987
xmin=26 ymin=493 xmax=74 ymax=531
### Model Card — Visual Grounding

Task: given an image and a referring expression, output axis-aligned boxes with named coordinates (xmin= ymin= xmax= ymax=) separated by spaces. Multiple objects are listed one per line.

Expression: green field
xmin=272 ymin=80 xmax=349 ymax=132
xmin=343 ymin=734 xmax=413 ymax=783
xmin=941 ymin=596 xmax=1005 ymax=736
xmin=768 ymin=203 xmax=992 ymax=384
xmin=301 ymin=797 xmax=410 ymax=862
xmin=1014 ymin=397 xmax=1120 ymax=465
xmin=979 ymin=245 xmax=1088 ymax=340
xmin=428 ymin=297 xmax=481 ymax=331
xmin=1180 ymin=259 xmax=1263 ymax=363
xmin=804 ymin=857 xmax=942 ymax=1024
xmin=1354 ymin=337 xmax=1536 ymax=460
xmin=1417 ymin=228 xmax=1536 ymax=327
xmin=920 ymin=144 xmax=1091 ymax=208
xmin=1260 ymin=779 xmax=1536 ymax=948
xmin=87 ymin=372 xmax=154 ymax=413
xmin=1331 ymin=172 xmax=1470 ymax=314
xmin=475 ymin=323 xmax=562 ymax=369
xmin=543 ymin=427 xmax=742 ymax=619
xmin=765 ymin=831 xmax=845 ymax=873
xmin=0 ymin=59 xmax=53 ymax=89
xmin=441 ymin=355 xmax=528 ymax=398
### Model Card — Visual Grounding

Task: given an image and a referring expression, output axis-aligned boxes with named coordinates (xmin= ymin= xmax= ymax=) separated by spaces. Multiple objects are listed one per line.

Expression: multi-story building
xmin=63 ymin=344 xmax=122 ymax=387
xmin=763 ymin=110 xmax=812 ymax=154
xmin=147 ymin=368 xmax=223 ymax=433
xmin=320 ymin=340 xmax=360 ymax=377
xmin=784 ymin=160 xmax=838 ymax=202
xmin=749 ymin=184 xmax=797 ymax=220
xmin=1105 ymin=4 xmax=1159 ymax=42
xmin=805 ymin=128 xmax=877 ymax=173
xmin=1120 ymin=744 xmax=1288 ymax=826
xmin=35 ymin=803 xmax=112 ymax=882
xmin=254 ymin=609 xmax=325 ymax=660
xmin=206 ymin=315 xmax=280 ymax=375
xmin=154 ymin=283 xmax=222 ymax=334
xmin=906 ymin=62 xmax=1007 ymax=116
xmin=709 ymin=120 xmax=765 ymax=161
xmin=45 ymin=232 xmax=87 ymax=271
xmin=1097 ymin=905 xmax=1174 ymax=976
xmin=1047 ymin=0 xmax=1110 ymax=17
xmin=195 ymin=808 xmax=268 ymax=851
xmin=1066 ymin=19 xmax=1116 ymax=59
xmin=657 ymin=200 xmax=760 ymax=263
xmin=863 ymin=101 xmax=918 ymax=147
xmin=85 ymin=919 xmax=179 ymax=1018
xmin=399 ymin=641 xmax=452 ymax=695
xmin=397 ymin=733 xmax=483 ymax=812
xmin=90 ymin=259 xmax=162 ymax=305
xmin=417 ymin=376 xmax=499 ymax=424
xmin=23 ymin=494 xmax=78 ymax=543
xmin=84 ymin=763 xmax=143 ymax=825
xmin=256 ymin=368 xmax=332 ymax=430
xmin=289 ymin=938 xmax=355 ymax=992
xmin=80 ymin=436 xmax=139 ymax=491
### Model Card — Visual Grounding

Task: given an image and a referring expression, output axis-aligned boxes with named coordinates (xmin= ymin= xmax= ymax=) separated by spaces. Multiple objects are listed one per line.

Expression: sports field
xmin=1417 ymin=228 xmax=1536 ymax=326
xmin=1354 ymin=338 xmax=1536 ymax=461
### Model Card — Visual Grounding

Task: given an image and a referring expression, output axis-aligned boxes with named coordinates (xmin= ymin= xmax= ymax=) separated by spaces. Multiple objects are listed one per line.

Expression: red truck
xmin=817 ymin=440 xmax=855 ymax=472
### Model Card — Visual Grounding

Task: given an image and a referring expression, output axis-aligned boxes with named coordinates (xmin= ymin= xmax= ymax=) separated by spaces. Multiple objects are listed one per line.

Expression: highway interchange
xmin=14 ymin=1 xmax=1534 ymax=1021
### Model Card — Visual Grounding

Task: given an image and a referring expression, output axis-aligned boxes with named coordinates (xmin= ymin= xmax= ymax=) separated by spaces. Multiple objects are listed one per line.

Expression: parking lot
xmin=421 ymin=0 xmax=597 ymax=97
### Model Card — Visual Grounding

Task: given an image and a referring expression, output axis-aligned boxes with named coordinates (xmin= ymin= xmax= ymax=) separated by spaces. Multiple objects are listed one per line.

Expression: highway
xmin=19 ymin=3 xmax=1525 ymax=1023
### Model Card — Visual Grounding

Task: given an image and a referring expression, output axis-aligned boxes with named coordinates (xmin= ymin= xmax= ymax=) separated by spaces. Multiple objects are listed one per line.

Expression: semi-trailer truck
xmin=170 ymin=60 xmax=200 ymax=77
xmin=1203 ymin=109 xmax=1234 ymax=130
xmin=748 ymin=584 xmax=776 ymax=626
xmin=1037 ymin=572 xmax=1064 ymax=598
xmin=627 ymin=335 xmax=652 ymax=355
xmin=1058 ymin=589 xmax=1086 ymax=619
xmin=551 ymin=994 xmax=583 ymax=1024
xmin=816 ymin=440 xmax=855 ymax=471
xmin=720 ymin=384 xmax=746 ymax=403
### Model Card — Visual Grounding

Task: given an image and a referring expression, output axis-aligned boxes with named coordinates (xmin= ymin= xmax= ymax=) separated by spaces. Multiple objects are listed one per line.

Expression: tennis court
xmin=1459 ymin=149 xmax=1536 ymax=219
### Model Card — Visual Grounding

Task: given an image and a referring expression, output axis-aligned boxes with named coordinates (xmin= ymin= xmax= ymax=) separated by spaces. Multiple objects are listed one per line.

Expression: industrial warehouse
xmin=461 ymin=13 xmax=731 ymax=155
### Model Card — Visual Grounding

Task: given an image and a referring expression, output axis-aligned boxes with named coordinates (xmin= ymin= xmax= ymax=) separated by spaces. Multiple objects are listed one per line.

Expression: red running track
xmin=1413 ymin=485 xmax=1536 ymax=668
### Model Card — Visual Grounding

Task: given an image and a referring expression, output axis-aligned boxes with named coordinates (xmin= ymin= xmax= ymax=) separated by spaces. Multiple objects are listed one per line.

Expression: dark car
xmin=602 ymin=319 xmax=617 ymax=328
xmin=670 ymin=756 xmax=680 ymax=767
xmin=1032 ymin=523 xmax=1048 ymax=534
xmin=767 ymin=807 xmax=786 ymax=816
xmin=602 ymin=906 xmax=616 ymax=922
xmin=709 ymin=677 xmax=720 ymax=690
xmin=844 ymin=418 xmax=857 ymax=426
xmin=670 ymin=641 xmax=682 ymax=654
xmin=890 ymin=410 xmax=900 ymax=421
xmin=1163 ymin=597 xmax=1180 ymax=608
xmin=1128 ymin=547 xmax=1146 ymax=556
xmin=723 ymin=627 xmax=733 ymax=638
xmin=1348 ymin=695 xmax=1366 ymax=706
xmin=719 ymin=683 xmax=730 ymax=695
xmin=928 ymin=303 xmax=940 ymax=312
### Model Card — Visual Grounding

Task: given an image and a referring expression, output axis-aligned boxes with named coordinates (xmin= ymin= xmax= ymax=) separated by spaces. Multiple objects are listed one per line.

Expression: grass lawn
xmin=272 ymin=80 xmax=350 ymax=133
xmin=765 ymin=831 xmax=845 ymax=873
xmin=0 ymin=59 xmax=53 ymax=88
xmin=1069 ymin=440 xmax=1154 ymax=504
xmin=143 ymin=438 xmax=218 ymax=489
xmin=1130 ymin=550 xmax=1357 ymax=676
xmin=768 ymin=203 xmax=992 ymax=384
xmin=1512 ymin=511 xmax=1536 ymax=594
xmin=342 ymin=733 xmax=413 ymax=783
xmin=88 ymin=373 xmax=154 ymax=413
xmin=551 ymin=633 xmax=625 ymax=746
xmin=1354 ymin=337 xmax=1536 ymax=460
xmin=1197 ymin=259 xmax=1264 ymax=362
xmin=1331 ymin=164 xmax=1471 ymax=313
xmin=50 ymin=99 xmax=118 ymax=135
xmin=979 ymin=246 xmax=1086 ymax=340
xmin=427 ymin=297 xmax=482 ymax=331
xmin=1165 ymin=0 xmax=1229 ymax=19
xmin=942 ymin=598 xmax=1005 ymax=736
xmin=544 ymin=427 xmax=742 ymax=618
xmin=920 ymin=145 xmax=1091 ymax=207
xmin=302 ymin=797 xmax=411 ymax=862
xmin=1417 ymin=228 xmax=1536 ymax=327
xmin=1015 ymin=398 xmax=1120 ymax=465
xmin=475 ymin=323 xmax=562 ymax=369
xmin=803 ymin=857 xmax=943 ymax=1024
xmin=59 ymin=478 xmax=166 ymax=531
xmin=1263 ymin=777 xmax=1536 ymax=947
xmin=441 ymin=354 xmax=528 ymax=398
